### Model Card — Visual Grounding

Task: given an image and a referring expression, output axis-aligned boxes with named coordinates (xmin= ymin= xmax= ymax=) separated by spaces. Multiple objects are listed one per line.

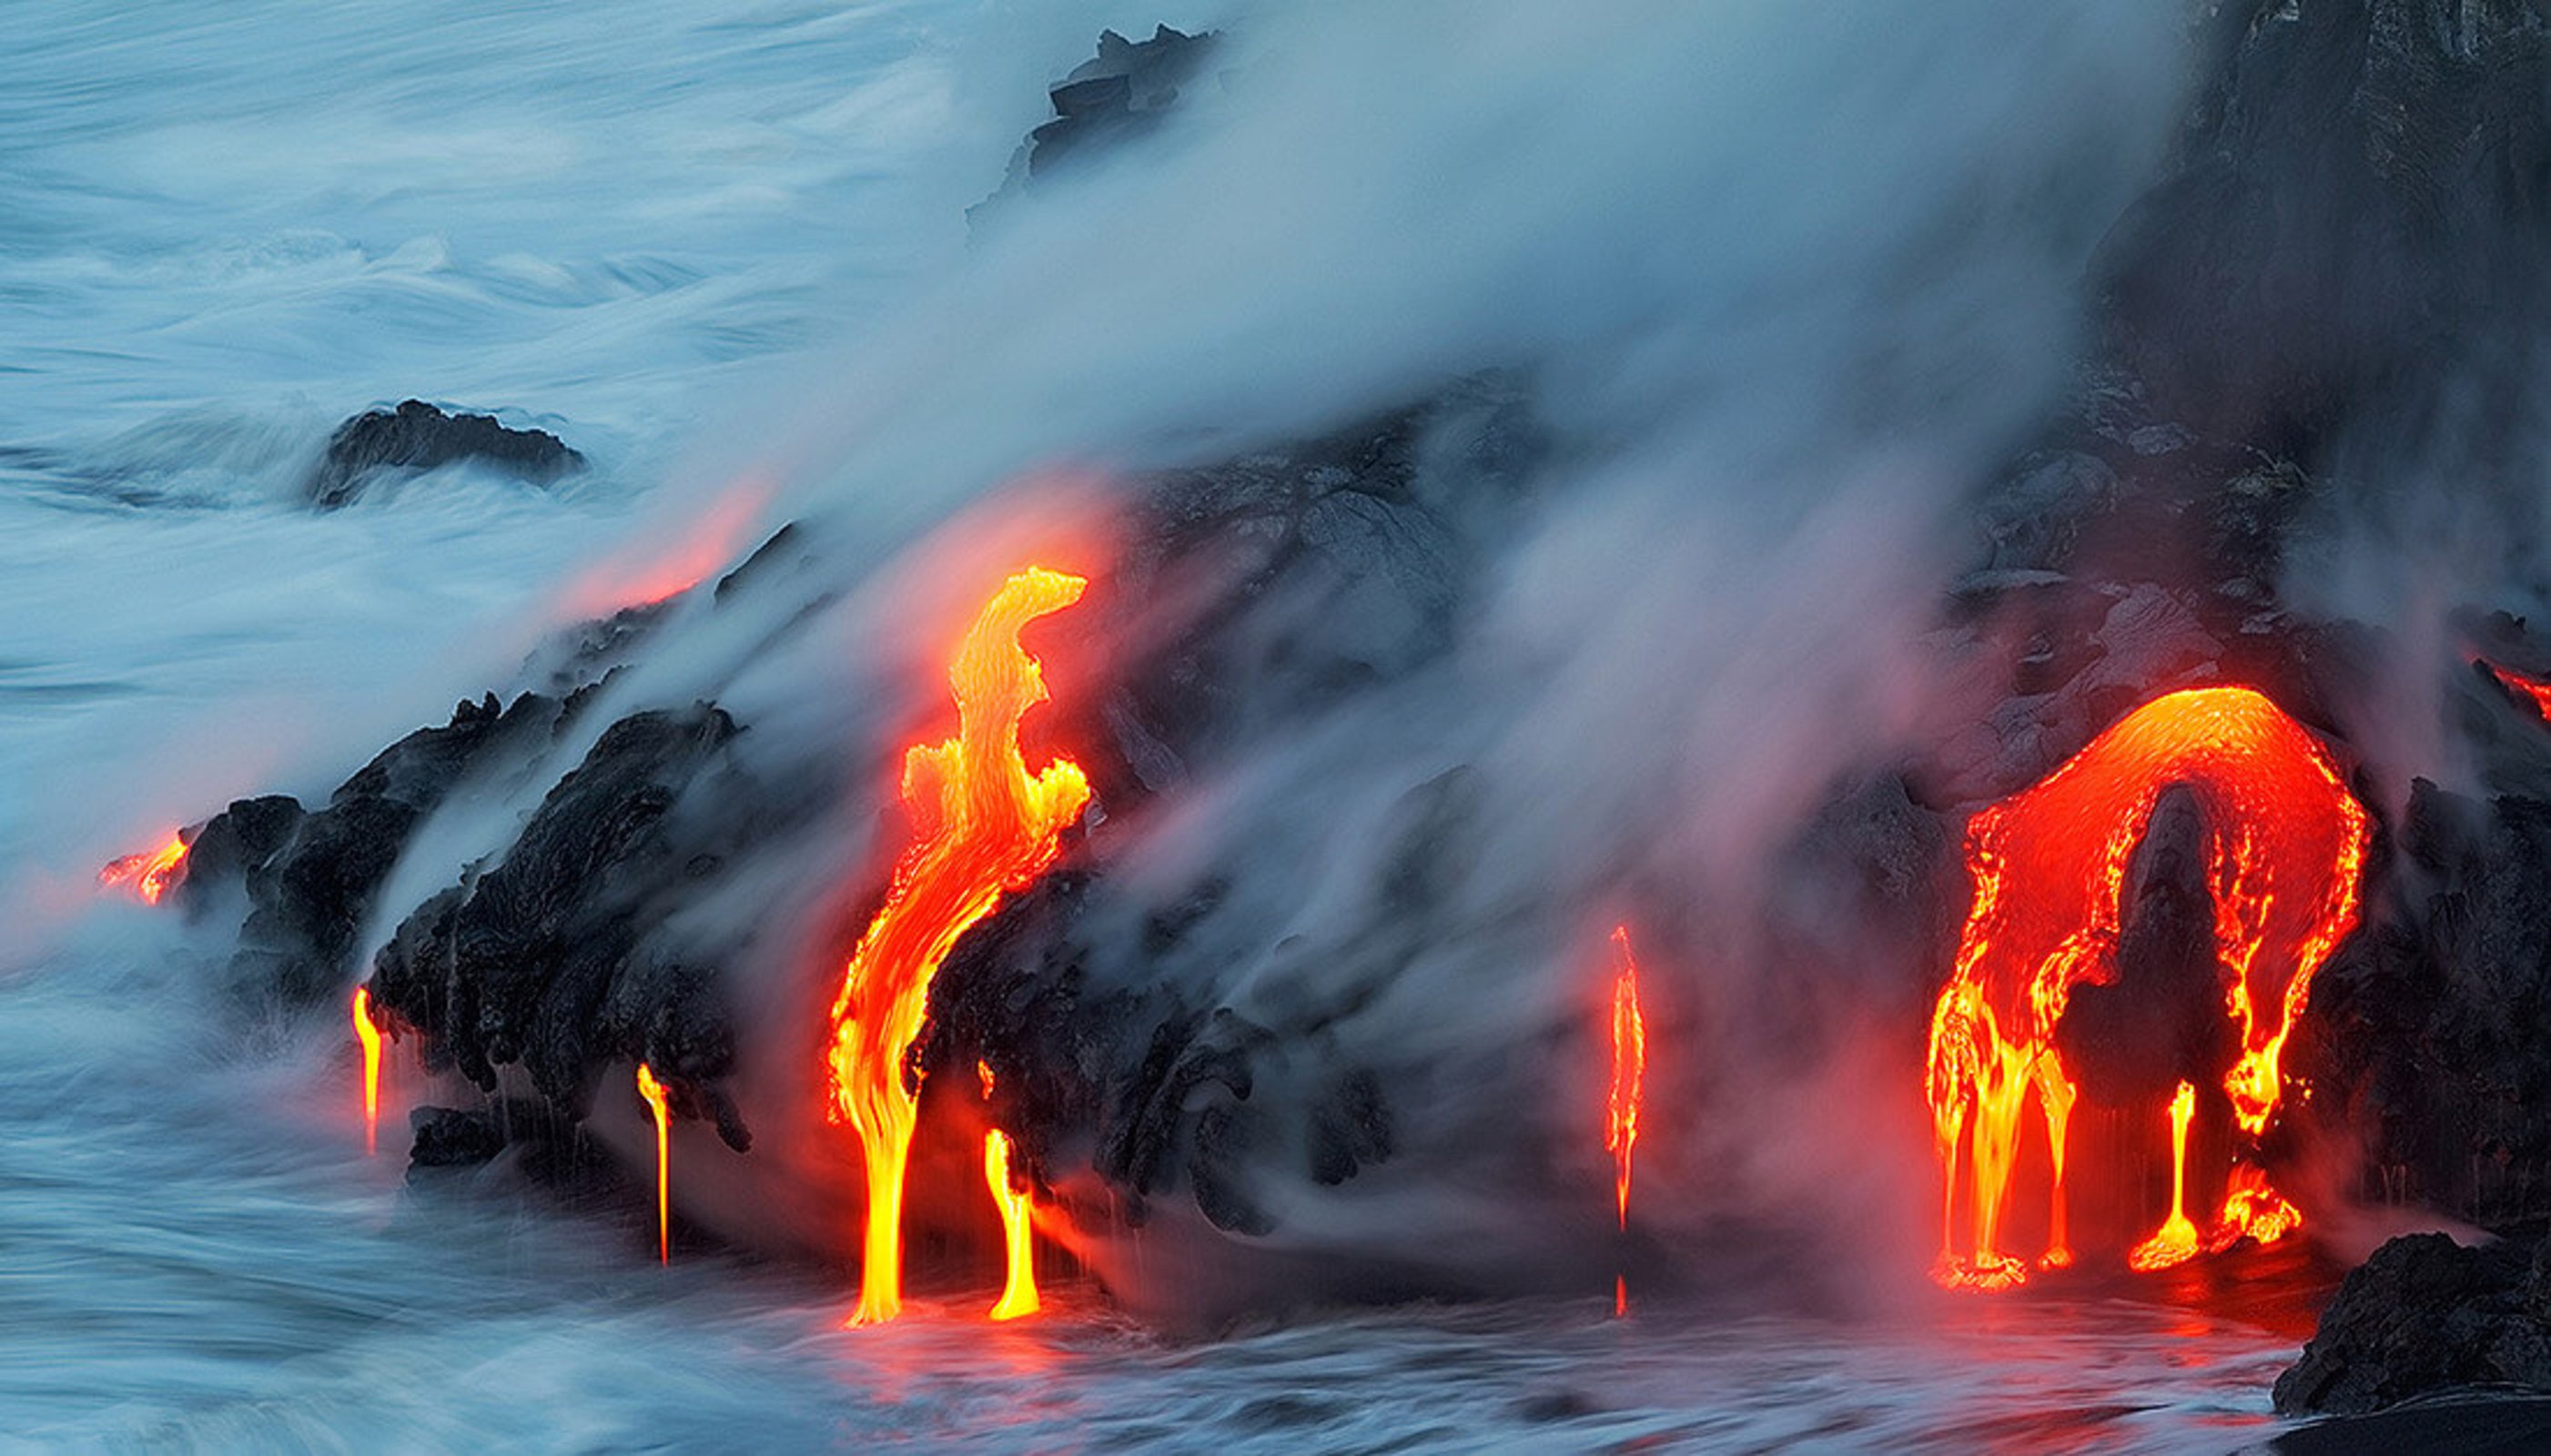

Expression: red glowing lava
xmin=2485 ymin=660 xmax=2551 ymax=720
xmin=1606 ymin=925 xmax=1645 ymax=1232
xmin=1607 ymin=925 xmax=1646 ymax=1318
xmin=1925 ymin=685 xmax=2369 ymax=1290
xmin=636 ymin=1062 xmax=672 ymax=1264
xmin=352 ymin=986 xmax=383 ymax=1157
xmin=825 ymin=567 xmax=1091 ymax=1326
xmin=99 ymin=832 xmax=189 ymax=905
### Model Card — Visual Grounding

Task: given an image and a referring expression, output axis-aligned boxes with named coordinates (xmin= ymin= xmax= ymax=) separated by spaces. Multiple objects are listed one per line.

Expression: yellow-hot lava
xmin=984 ymin=1129 xmax=1039 ymax=1320
xmin=2127 ymin=1081 xmax=2201 ymax=1272
xmin=352 ymin=986 xmax=383 ymax=1157
xmin=636 ymin=1063 xmax=673 ymax=1265
xmin=825 ymin=567 xmax=1091 ymax=1326
xmin=1925 ymin=686 xmax=2368 ymax=1289
xmin=99 ymin=832 xmax=189 ymax=905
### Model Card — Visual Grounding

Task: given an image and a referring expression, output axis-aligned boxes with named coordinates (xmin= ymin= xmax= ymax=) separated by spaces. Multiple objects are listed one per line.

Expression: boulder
xmin=306 ymin=399 xmax=585 ymax=508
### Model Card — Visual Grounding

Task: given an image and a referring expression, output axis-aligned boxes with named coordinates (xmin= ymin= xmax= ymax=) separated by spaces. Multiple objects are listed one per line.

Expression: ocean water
xmin=0 ymin=3 xmax=2315 ymax=1451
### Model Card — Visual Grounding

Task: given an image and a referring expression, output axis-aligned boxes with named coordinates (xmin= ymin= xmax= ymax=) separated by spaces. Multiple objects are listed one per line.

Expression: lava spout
xmin=825 ymin=567 xmax=1091 ymax=1326
xmin=636 ymin=1063 xmax=673 ymax=1265
xmin=99 ymin=831 xmax=189 ymax=905
xmin=984 ymin=1129 xmax=1039 ymax=1321
xmin=352 ymin=987 xmax=383 ymax=1157
xmin=1607 ymin=925 xmax=1646 ymax=1236
xmin=1926 ymin=686 xmax=2369 ymax=1289
xmin=2127 ymin=1081 xmax=2201 ymax=1272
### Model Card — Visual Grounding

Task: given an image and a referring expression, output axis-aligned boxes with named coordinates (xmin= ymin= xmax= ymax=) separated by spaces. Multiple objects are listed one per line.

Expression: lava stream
xmin=983 ymin=1129 xmax=1039 ymax=1320
xmin=636 ymin=1063 xmax=672 ymax=1264
xmin=99 ymin=832 xmax=189 ymax=905
xmin=1925 ymin=686 xmax=2369 ymax=1289
xmin=352 ymin=987 xmax=383 ymax=1157
xmin=2126 ymin=1081 xmax=2200 ymax=1272
xmin=825 ymin=567 xmax=1091 ymax=1326
xmin=1607 ymin=925 xmax=1645 ymax=1232
xmin=2485 ymin=660 xmax=2551 ymax=719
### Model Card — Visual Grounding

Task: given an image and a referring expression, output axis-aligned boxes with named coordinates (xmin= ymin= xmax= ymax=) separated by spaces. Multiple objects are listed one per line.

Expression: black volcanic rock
xmin=2276 ymin=1230 xmax=2551 ymax=1414
xmin=306 ymin=399 xmax=585 ymax=509
xmin=970 ymin=25 xmax=1220 ymax=230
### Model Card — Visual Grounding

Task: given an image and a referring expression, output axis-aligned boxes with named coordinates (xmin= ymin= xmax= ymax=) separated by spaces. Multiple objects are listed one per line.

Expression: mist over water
xmin=0 ymin=2 xmax=2317 ymax=1449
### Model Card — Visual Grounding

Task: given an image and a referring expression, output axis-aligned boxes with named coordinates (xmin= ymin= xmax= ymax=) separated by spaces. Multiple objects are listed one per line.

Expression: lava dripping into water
xmin=1607 ymin=925 xmax=1646 ymax=1317
xmin=2126 ymin=1081 xmax=2200 ymax=1272
xmin=351 ymin=987 xmax=383 ymax=1157
xmin=978 ymin=1060 xmax=1038 ymax=1321
xmin=99 ymin=831 xmax=189 ymax=905
xmin=1925 ymin=686 xmax=2369 ymax=1290
xmin=825 ymin=567 xmax=1091 ymax=1327
xmin=636 ymin=1063 xmax=672 ymax=1264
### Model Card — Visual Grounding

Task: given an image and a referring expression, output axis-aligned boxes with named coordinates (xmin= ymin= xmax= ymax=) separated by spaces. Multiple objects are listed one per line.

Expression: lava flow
xmin=98 ymin=832 xmax=189 ymax=905
xmin=1607 ymin=925 xmax=1646 ymax=1318
xmin=2485 ymin=660 xmax=2551 ymax=719
xmin=636 ymin=1063 xmax=673 ymax=1264
xmin=983 ymin=1128 xmax=1039 ymax=1321
xmin=1925 ymin=685 xmax=2369 ymax=1290
xmin=352 ymin=987 xmax=384 ymax=1157
xmin=825 ymin=567 xmax=1091 ymax=1326
xmin=2126 ymin=1081 xmax=2201 ymax=1272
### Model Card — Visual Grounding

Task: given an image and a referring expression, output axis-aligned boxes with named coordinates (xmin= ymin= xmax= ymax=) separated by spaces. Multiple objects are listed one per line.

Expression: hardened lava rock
xmin=306 ymin=399 xmax=586 ymax=508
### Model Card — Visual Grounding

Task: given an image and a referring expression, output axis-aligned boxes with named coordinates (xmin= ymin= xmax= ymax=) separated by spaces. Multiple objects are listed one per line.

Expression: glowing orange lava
xmin=636 ymin=1063 xmax=673 ymax=1264
xmin=1607 ymin=925 xmax=1645 ymax=1233
xmin=2485 ymin=661 xmax=2551 ymax=720
xmin=825 ymin=567 xmax=1091 ymax=1327
xmin=352 ymin=986 xmax=383 ymax=1157
xmin=99 ymin=832 xmax=189 ymax=905
xmin=1925 ymin=686 xmax=2368 ymax=1290
xmin=2126 ymin=1081 xmax=2201 ymax=1272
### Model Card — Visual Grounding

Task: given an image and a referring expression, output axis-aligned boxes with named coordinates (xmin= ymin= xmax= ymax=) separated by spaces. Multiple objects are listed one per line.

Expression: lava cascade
xmin=983 ymin=1129 xmax=1039 ymax=1320
xmin=352 ymin=987 xmax=383 ymax=1157
xmin=825 ymin=567 xmax=1091 ymax=1326
xmin=2126 ymin=1081 xmax=2200 ymax=1272
xmin=1925 ymin=686 xmax=2369 ymax=1290
xmin=636 ymin=1063 xmax=672 ymax=1264
xmin=1607 ymin=925 xmax=1646 ymax=1318
xmin=98 ymin=832 xmax=189 ymax=905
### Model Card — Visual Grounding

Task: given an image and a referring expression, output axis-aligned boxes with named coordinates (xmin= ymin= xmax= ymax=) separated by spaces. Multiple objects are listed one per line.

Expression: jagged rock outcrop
xmin=306 ymin=399 xmax=585 ymax=508
xmin=2275 ymin=1230 xmax=2551 ymax=1414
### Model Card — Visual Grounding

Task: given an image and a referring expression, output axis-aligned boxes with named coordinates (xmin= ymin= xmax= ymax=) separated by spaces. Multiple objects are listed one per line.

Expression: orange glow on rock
xmin=99 ymin=832 xmax=189 ymax=906
xmin=825 ymin=567 xmax=1091 ymax=1327
xmin=636 ymin=1063 xmax=673 ymax=1264
xmin=1606 ymin=925 xmax=1645 ymax=1233
xmin=1925 ymin=686 xmax=2368 ymax=1289
xmin=352 ymin=986 xmax=383 ymax=1157
xmin=2126 ymin=1081 xmax=2202 ymax=1272
xmin=984 ymin=1129 xmax=1040 ymax=1321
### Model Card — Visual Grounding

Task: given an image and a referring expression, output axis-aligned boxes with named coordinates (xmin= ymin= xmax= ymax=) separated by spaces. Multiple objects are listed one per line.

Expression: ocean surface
xmin=0 ymin=4 xmax=2313 ymax=1451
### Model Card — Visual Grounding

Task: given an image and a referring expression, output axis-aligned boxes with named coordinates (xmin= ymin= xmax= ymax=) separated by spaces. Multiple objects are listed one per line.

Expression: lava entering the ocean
xmin=636 ymin=1063 xmax=673 ymax=1264
xmin=1607 ymin=925 xmax=1646 ymax=1235
xmin=1925 ymin=686 xmax=2369 ymax=1290
xmin=98 ymin=832 xmax=189 ymax=905
xmin=352 ymin=986 xmax=383 ymax=1157
xmin=2126 ymin=1081 xmax=2201 ymax=1272
xmin=825 ymin=567 xmax=1091 ymax=1326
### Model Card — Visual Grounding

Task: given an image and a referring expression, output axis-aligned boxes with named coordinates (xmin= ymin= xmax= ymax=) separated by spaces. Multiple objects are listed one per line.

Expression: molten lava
xmin=1925 ymin=686 xmax=2368 ymax=1290
xmin=352 ymin=986 xmax=383 ymax=1157
xmin=1607 ymin=925 xmax=1646 ymax=1233
xmin=2485 ymin=660 xmax=2551 ymax=720
xmin=983 ymin=1129 xmax=1039 ymax=1321
xmin=825 ymin=567 xmax=1091 ymax=1326
xmin=636 ymin=1063 xmax=673 ymax=1264
xmin=99 ymin=832 xmax=189 ymax=905
xmin=2126 ymin=1081 xmax=2201 ymax=1272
